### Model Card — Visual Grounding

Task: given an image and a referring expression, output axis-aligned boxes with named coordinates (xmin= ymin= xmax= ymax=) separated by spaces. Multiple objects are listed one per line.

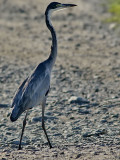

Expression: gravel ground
xmin=0 ymin=0 xmax=120 ymax=159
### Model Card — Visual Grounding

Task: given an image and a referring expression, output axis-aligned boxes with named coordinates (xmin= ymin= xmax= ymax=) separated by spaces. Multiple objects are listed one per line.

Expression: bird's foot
xmin=49 ymin=144 xmax=53 ymax=149
xmin=18 ymin=145 xmax=22 ymax=150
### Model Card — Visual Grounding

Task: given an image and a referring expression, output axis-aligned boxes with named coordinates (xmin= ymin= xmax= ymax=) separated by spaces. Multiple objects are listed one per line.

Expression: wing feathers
xmin=11 ymin=64 xmax=50 ymax=109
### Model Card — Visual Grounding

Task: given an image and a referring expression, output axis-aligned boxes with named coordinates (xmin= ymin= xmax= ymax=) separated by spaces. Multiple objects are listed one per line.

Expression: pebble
xmin=2 ymin=158 xmax=7 ymax=160
xmin=0 ymin=104 xmax=8 ymax=108
xmin=101 ymin=119 xmax=107 ymax=123
xmin=109 ymin=23 xmax=116 ymax=30
xmin=76 ymin=153 xmax=82 ymax=159
xmin=117 ymin=73 xmax=120 ymax=77
xmin=78 ymin=109 xmax=90 ymax=114
xmin=68 ymin=96 xmax=89 ymax=105
xmin=82 ymin=132 xmax=92 ymax=138
xmin=75 ymin=43 xmax=81 ymax=48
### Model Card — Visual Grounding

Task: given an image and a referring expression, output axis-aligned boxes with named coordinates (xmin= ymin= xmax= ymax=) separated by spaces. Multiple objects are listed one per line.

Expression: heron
xmin=10 ymin=2 xmax=76 ymax=150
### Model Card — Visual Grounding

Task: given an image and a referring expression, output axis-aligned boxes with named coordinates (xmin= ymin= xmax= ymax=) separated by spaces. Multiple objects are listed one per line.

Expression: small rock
xmin=76 ymin=153 xmax=82 ymax=159
xmin=11 ymin=141 xmax=26 ymax=145
xmin=99 ymin=34 xmax=106 ymax=40
xmin=69 ymin=96 xmax=89 ymax=105
xmin=78 ymin=109 xmax=90 ymax=114
xmin=70 ymin=116 xmax=75 ymax=120
xmin=94 ymin=151 xmax=99 ymax=155
xmin=60 ymin=151 xmax=64 ymax=155
xmin=68 ymin=37 xmax=73 ymax=41
xmin=82 ymin=132 xmax=92 ymax=137
xmin=2 ymin=158 xmax=7 ymax=160
xmin=0 ymin=104 xmax=8 ymax=108
xmin=112 ymin=114 xmax=119 ymax=118
xmin=117 ymin=73 xmax=120 ymax=77
xmin=95 ymin=87 xmax=99 ymax=92
xmin=83 ymin=23 xmax=91 ymax=30
xmin=72 ymin=127 xmax=81 ymax=130
xmin=94 ymin=129 xmax=107 ymax=136
xmin=114 ymin=52 xmax=119 ymax=56
xmin=53 ymin=133 xmax=62 ymax=137
xmin=75 ymin=43 xmax=81 ymax=48
xmin=109 ymin=23 xmax=116 ymax=30
xmin=32 ymin=117 xmax=41 ymax=122
xmin=101 ymin=119 xmax=107 ymax=123
xmin=18 ymin=8 xmax=26 ymax=13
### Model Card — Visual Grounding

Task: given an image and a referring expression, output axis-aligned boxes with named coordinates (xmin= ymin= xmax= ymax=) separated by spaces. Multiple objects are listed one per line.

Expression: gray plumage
xmin=10 ymin=2 xmax=76 ymax=150
xmin=11 ymin=61 xmax=51 ymax=121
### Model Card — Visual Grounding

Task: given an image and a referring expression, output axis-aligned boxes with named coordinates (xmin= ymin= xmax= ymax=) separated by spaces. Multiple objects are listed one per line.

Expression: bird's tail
xmin=10 ymin=105 xmax=24 ymax=122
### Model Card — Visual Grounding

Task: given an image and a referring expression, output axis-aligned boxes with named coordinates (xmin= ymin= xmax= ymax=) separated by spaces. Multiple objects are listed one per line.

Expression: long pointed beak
xmin=62 ymin=4 xmax=77 ymax=8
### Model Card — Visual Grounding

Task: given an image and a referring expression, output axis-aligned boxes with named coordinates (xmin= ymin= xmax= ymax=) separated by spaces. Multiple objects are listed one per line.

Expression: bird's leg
xmin=18 ymin=111 xmax=28 ymax=150
xmin=42 ymin=98 xmax=52 ymax=148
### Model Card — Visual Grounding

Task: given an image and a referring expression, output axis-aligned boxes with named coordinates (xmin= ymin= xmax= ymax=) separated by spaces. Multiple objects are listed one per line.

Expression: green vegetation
xmin=107 ymin=0 xmax=120 ymax=23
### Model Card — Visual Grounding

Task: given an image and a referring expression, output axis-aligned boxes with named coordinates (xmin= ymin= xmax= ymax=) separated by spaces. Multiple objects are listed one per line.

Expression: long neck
xmin=45 ymin=10 xmax=57 ymax=68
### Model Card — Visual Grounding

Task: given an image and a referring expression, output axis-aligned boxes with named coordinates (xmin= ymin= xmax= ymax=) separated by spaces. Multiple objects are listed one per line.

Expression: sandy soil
xmin=0 ymin=0 xmax=120 ymax=159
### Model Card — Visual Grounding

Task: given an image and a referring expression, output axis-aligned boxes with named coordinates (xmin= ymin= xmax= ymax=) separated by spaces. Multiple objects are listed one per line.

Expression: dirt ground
xmin=0 ymin=0 xmax=120 ymax=159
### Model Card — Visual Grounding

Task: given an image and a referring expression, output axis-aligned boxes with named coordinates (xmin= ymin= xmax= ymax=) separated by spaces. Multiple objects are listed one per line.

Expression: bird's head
xmin=46 ymin=2 xmax=77 ymax=14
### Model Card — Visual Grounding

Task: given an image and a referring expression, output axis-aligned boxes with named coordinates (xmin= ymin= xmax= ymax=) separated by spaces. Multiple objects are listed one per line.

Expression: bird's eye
xmin=56 ymin=4 xmax=62 ymax=7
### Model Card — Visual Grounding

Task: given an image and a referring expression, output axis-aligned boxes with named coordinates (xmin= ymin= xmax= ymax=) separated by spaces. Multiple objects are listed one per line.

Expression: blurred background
xmin=0 ymin=0 xmax=120 ymax=159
